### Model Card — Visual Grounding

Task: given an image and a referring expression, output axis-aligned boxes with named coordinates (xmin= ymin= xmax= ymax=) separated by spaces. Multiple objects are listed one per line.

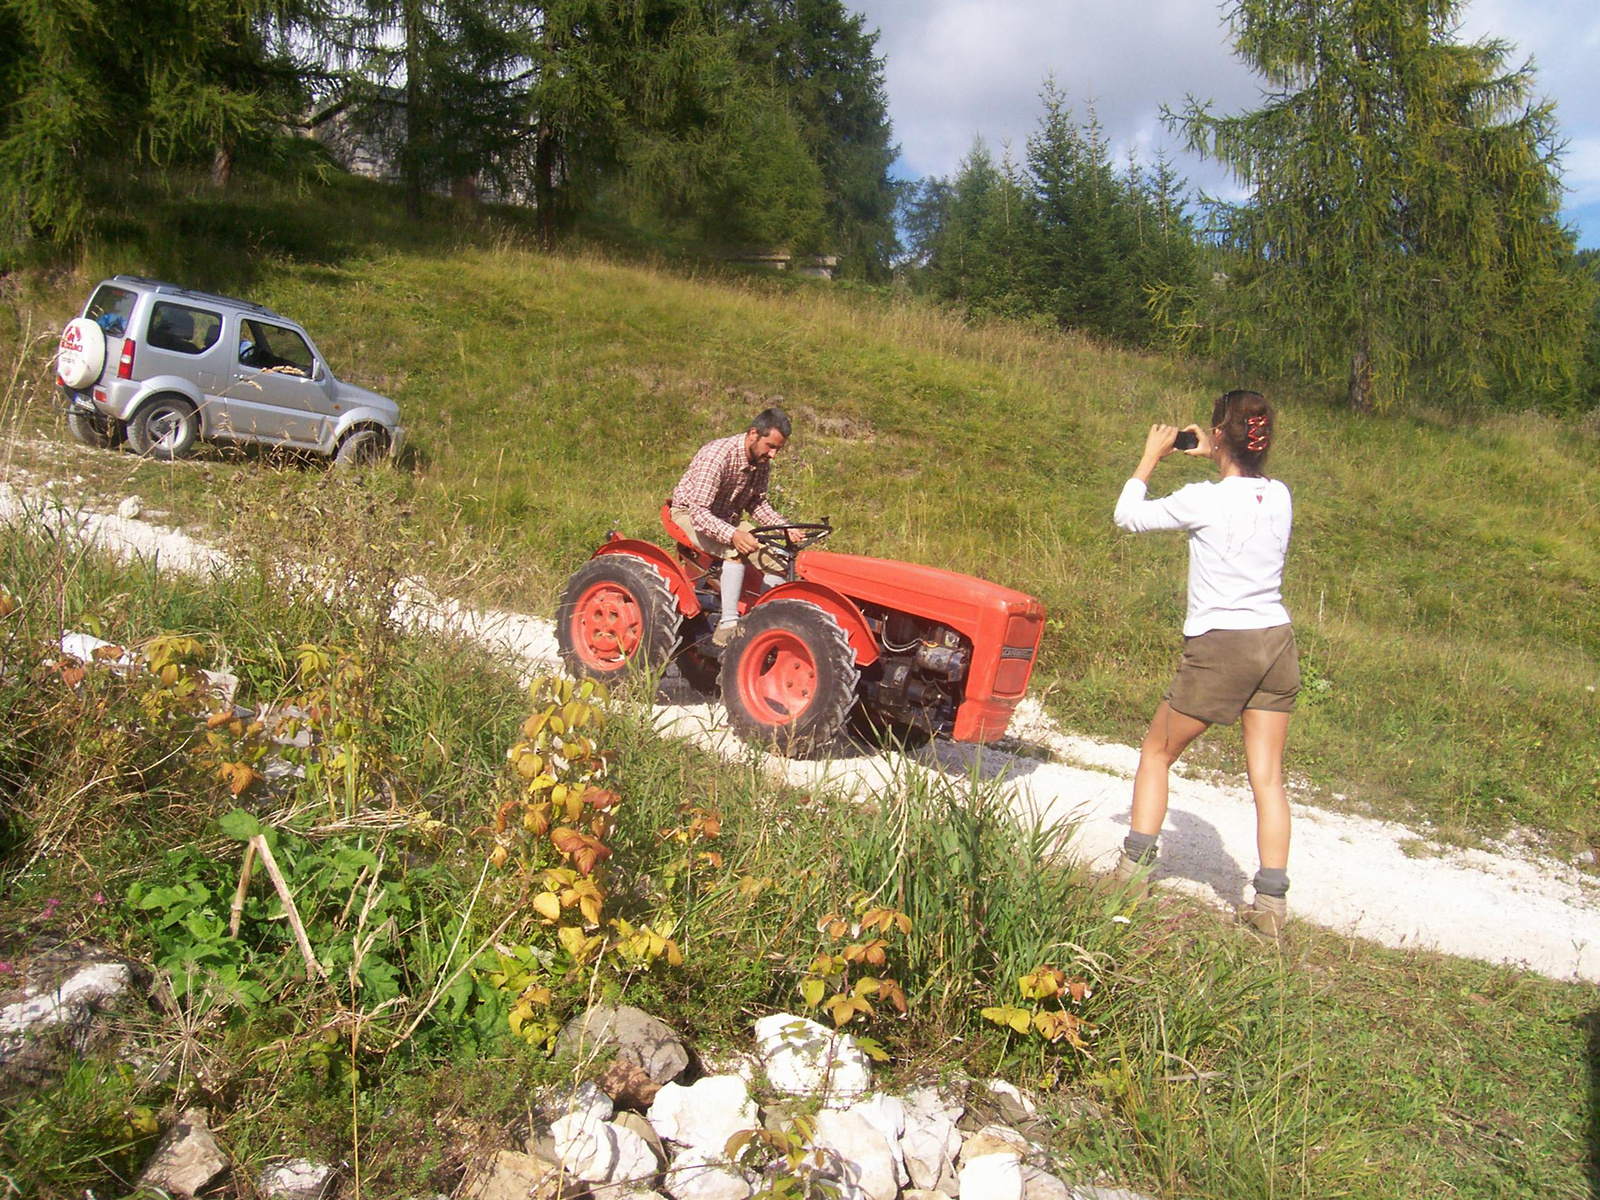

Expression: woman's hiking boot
xmin=1097 ymin=850 xmax=1154 ymax=904
xmin=1238 ymin=892 xmax=1287 ymax=938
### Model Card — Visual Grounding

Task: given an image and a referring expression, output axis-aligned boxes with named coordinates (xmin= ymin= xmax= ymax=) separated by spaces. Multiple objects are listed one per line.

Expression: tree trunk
xmin=535 ymin=123 xmax=557 ymax=248
xmin=403 ymin=0 xmax=425 ymax=220
xmin=1347 ymin=334 xmax=1374 ymax=412
xmin=211 ymin=145 xmax=233 ymax=189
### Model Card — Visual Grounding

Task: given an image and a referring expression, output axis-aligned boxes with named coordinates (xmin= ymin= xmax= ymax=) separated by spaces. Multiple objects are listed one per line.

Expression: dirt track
xmin=6 ymin=476 xmax=1597 ymax=982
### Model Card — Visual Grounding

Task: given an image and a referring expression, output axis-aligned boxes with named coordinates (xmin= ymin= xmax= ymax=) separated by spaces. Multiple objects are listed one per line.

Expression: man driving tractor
xmin=670 ymin=407 xmax=802 ymax=646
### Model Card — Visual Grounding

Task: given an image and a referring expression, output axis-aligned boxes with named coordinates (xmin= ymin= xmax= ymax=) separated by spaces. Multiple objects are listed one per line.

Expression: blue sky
xmin=854 ymin=0 xmax=1600 ymax=250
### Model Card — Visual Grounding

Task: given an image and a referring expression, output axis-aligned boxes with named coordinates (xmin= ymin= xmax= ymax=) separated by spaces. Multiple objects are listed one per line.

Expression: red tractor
xmin=555 ymin=506 xmax=1047 ymax=755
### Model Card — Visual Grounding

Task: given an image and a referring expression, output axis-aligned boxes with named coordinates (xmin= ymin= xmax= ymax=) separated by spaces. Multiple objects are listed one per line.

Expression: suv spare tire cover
xmin=57 ymin=318 xmax=107 ymax=389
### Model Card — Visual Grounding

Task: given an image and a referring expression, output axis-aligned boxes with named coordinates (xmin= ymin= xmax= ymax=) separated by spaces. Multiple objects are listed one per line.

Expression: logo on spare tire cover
xmin=57 ymin=317 xmax=107 ymax=390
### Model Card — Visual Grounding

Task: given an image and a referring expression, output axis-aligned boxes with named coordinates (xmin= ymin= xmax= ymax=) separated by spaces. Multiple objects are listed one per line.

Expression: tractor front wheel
xmin=556 ymin=556 xmax=682 ymax=684
xmin=721 ymin=599 xmax=859 ymax=756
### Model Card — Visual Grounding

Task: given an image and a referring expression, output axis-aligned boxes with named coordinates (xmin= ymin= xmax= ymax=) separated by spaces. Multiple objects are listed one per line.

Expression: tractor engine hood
xmin=796 ymin=549 xmax=1045 ymax=744
xmin=795 ymin=550 xmax=1041 ymax=637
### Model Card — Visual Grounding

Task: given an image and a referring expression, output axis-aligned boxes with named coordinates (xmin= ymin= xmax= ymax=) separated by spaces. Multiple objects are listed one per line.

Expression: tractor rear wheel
xmin=556 ymin=555 xmax=682 ymax=684
xmin=721 ymin=599 xmax=859 ymax=756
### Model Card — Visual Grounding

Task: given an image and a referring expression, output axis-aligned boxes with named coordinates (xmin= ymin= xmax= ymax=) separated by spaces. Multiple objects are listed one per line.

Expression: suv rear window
xmin=86 ymin=285 xmax=138 ymax=338
xmin=147 ymin=302 xmax=223 ymax=356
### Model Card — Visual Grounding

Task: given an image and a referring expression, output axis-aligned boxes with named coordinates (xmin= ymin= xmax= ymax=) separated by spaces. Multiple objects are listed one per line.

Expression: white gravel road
xmin=5 ymin=476 xmax=1596 ymax=983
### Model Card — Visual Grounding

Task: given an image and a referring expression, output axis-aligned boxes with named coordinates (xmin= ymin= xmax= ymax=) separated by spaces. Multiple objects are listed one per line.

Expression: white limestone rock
xmin=610 ymin=1119 xmax=664 ymax=1190
xmin=1023 ymin=1164 xmax=1073 ymax=1200
xmin=959 ymin=1150 xmax=1025 ymax=1200
xmin=812 ymin=1108 xmax=900 ymax=1200
xmin=255 ymin=1158 xmax=338 ymax=1200
xmin=553 ymin=1109 xmax=620 ymax=1182
xmin=648 ymin=1075 xmax=760 ymax=1153
xmin=662 ymin=1146 xmax=753 ymax=1200
xmin=137 ymin=1108 xmax=230 ymax=1198
xmin=847 ymin=1094 xmax=908 ymax=1189
xmin=900 ymin=1087 xmax=963 ymax=1191
xmin=753 ymin=1013 xmax=873 ymax=1104
xmin=961 ymin=1123 xmax=1044 ymax=1167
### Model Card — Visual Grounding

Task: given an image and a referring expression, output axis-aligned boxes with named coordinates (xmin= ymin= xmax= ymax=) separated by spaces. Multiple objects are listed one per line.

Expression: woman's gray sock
xmin=1123 ymin=831 xmax=1159 ymax=864
xmin=1252 ymin=868 xmax=1290 ymax=897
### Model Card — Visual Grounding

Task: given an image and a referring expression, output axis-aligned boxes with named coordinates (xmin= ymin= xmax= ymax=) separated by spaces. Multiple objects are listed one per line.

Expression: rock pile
xmin=462 ymin=1005 xmax=1151 ymax=1200
xmin=3 ymin=951 xmax=1149 ymax=1200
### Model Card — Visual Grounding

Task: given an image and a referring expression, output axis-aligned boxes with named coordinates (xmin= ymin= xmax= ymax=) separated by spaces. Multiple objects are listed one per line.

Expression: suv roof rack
xmin=110 ymin=275 xmax=287 ymax=322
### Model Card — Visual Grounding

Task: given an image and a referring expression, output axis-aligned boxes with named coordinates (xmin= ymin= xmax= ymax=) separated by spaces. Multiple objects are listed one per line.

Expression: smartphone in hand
xmin=1174 ymin=430 xmax=1199 ymax=450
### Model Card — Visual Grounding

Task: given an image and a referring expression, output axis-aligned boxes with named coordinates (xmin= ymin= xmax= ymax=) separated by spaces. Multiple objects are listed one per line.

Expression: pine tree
xmin=902 ymin=141 xmax=1033 ymax=317
xmin=1025 ymin=87 xmax=1146 ymax=341
xmin=1170 ymin=0 xmax=1591 ymax=410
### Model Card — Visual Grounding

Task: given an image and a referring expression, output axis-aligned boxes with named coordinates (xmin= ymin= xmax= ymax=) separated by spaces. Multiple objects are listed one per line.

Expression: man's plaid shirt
xmin=670 ymin=433 xmax=785 ymax=546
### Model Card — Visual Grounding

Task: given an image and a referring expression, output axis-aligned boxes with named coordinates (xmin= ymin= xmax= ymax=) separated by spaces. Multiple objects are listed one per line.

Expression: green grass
xmin=0 ymin=512 xmax=1593 ymax=1200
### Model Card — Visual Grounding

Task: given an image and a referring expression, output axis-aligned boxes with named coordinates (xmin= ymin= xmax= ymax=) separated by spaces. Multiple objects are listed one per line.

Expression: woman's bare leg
xmin=1130 ymin=701 xmax=1209 ymax=838
xmin=1240 ymin=707 xmax=1292 ymax=870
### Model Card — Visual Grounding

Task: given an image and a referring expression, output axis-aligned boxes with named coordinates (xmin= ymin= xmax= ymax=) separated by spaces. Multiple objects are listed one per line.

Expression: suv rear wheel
xmin=128 ymin=397 xmax=199 ymax=461
xmin=67 ymin=410 xmax=126 ymax=450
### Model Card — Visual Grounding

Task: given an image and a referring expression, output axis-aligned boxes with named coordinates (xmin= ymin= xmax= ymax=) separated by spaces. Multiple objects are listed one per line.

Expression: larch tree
xmin=0 ymin=0 xmax=301 ymax=249
xmin=1170 ymin=0 xmax=1591 ymax=411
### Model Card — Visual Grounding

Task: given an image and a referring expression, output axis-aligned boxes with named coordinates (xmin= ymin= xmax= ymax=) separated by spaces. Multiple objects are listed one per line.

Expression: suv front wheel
xmin=334 ymin=427 xmax=388 ymax=468
xmin=129 ymin=396 xmax=199 ymax=461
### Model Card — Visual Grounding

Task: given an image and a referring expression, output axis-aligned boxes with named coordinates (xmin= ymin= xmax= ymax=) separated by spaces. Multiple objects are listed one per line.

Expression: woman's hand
xmin=1180 ymin=424 xmax=1212 ymax=457
xmin=1134 ymin=424 xmax=1179 ymax=482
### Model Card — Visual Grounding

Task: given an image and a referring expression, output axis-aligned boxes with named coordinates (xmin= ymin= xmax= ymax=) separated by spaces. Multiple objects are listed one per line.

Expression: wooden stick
xmin=229 ymin=839 xmax=259 ymax=937
xmin=252 ymin=834 xmax=327 ymax=979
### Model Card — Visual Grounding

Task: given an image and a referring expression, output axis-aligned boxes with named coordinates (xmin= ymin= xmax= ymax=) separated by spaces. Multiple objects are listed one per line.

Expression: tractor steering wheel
xmin=749 ymin=519 xmax=833 ymax=557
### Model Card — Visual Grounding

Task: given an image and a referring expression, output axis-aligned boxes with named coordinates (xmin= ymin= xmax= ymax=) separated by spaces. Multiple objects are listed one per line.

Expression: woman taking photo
xmin=1111 ymin=390 xmax=1299 ymax=936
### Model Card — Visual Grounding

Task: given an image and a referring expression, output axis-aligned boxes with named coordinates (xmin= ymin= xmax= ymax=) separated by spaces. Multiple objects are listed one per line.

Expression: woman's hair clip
xmin=1245 ymin=414 xmax=1269 ymax=452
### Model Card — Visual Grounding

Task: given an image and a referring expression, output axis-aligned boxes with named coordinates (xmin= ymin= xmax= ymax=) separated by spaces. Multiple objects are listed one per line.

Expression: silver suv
xmin=55 ymin=276 xmax=404 ymax=464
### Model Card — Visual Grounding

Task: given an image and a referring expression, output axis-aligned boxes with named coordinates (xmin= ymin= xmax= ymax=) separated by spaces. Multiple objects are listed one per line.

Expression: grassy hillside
xmin=1 ymin=171 xmax=1596 ymax=1200
xmin=2 ymin=169 xmax=1597 ymax=851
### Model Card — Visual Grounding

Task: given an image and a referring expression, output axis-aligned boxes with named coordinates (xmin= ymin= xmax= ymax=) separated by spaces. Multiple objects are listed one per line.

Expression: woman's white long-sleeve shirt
xmin=1114 ymin=475 xmax=1293 ymax=637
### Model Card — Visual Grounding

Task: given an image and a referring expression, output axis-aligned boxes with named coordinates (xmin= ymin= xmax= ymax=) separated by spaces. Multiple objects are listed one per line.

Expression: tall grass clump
xmin=837 ymin=765 xmax=1093 ymax=1025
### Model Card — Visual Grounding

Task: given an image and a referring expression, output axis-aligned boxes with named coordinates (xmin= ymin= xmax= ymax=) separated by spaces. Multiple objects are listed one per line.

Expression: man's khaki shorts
xmin=670 ymin=509 xmax=788 ymax=575
xmin=1165 ymin=624 xmax=1300 ymax=726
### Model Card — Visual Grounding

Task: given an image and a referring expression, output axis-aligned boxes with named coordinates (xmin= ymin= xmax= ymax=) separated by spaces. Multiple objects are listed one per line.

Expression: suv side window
xmin=147 ymin=302 xmax=222 ymax=355
xmin=86 ymin=285 xmax=138 ymax=338
xmin=238 ymin=319 xmax=316 ymax=378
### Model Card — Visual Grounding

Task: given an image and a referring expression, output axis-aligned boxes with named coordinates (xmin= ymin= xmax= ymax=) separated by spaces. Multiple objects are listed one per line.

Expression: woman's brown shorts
xmin=1165 ymin=625 xmax=1300 ymax=726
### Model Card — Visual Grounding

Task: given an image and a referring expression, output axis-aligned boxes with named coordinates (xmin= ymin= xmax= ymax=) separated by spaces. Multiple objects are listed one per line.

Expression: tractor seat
xmin=661 ymin=503 xmax=715 ymax=571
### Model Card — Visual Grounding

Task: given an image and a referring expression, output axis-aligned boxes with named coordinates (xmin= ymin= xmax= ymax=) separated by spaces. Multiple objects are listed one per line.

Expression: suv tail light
xmin=117 ymin=340 xmax=136 ymax=380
